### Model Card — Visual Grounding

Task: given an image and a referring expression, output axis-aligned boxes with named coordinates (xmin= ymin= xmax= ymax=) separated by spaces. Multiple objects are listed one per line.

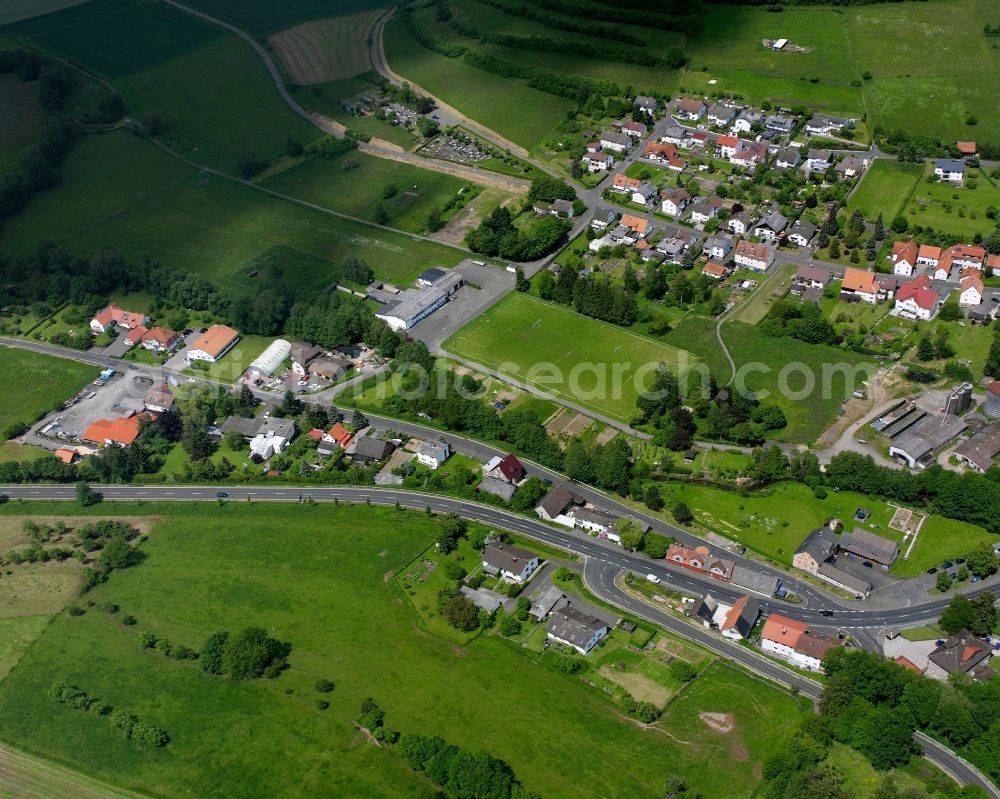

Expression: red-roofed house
xmin=141 ymin=326 xmax=180 ymax=353
xmin=917 ymin=244 xmax=941 ymax=268
xmin=988 ymin=254 xmax=1000 ymax=277
xmin=957 ymin=141 xmax=977 ymax=156
xmin=123 ymin=325 xmax=149 ymax=348
xmin=950 ymin=244 xmax=985 ymax=270
xmin=611 ymin=173 xmax=641 ymax=194
xmin=90 ymin=304 xmax=149 ymax=334
xmin=702 ymin=262 xmax=730 ymax=280
xmin=82 ymin=415 xmax=141 ymax=447
xmin=760 ymin=614 xmax=838 ymax=670
xmin=892 ymin=240 xmax=918 ymax=276
xmin=933 ymin=250 xmax=953 ymax=281
xmin=53 ymin=446 xmax=79 ymax=464
xmin=488 ymin=453 xmax=525 ymax=483
xmin=325 ymin=423 xmax=353 ymax=448
xmin=894 ymin=281 xmax=941 ymax=320
xmin=841 ymin=268 xmax=882 ymax=304
xmin=666 ymin=543 xmax=734 ymax=581
xmin=307 ymin=428 xmax=324 ymax=441
xmin=644 ymin=142 xmax=686 ymax=171
xmin=714 ymin=135 xmax=740 ymax=159
xmin=960 ymin=274 xmax=984 ymax=308
xmin=895 ymin=655 xmax=924 ymax=674
xmin=677 ymin=98 xmax=706 ymax=121
xmin=734 ymin=239 xmax=773 ymax=272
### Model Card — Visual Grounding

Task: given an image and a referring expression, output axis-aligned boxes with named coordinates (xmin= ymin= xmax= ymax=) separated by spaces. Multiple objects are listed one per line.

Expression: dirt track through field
xmin=0 ymin=742 xmax=148 ymax=798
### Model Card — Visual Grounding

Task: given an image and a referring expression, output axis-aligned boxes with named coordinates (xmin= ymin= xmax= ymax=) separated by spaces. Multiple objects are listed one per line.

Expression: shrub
xmin=506 ymin=581 xmax=524 ymax=598
xmin=499 ymin=616 xmax=522 ymax=636
xmin=316 ymin=699 xmax=329 ymax=710
xmin=670 ymin=660 xmax=697 ymax=682
xmin=137 ymin=630 xmax=157 ymax=649
xmin=68 ymin=606 xmax=85 ymax=617
xmin=442 ymin=561 xmax=467 ymax=581
xmin=315 ymin=679 xmax=335 ymax=693
xmin=221 ymin=627 xmax=284 ymax=680
xmin=200 ymin=630 xmax=229 ymax=674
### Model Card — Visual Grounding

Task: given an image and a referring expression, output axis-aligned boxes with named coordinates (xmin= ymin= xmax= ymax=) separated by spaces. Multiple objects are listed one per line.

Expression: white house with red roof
xmin=676 ymin=98 xmax=706 ymax=121
xmin=611 ymin=173 xmax=640 ymax=194
xmin=660 ymin=188 xmax=690 ymax=217
xmin=734 ymin=239 xmax=773 ymax=272
xmin=988 ymin=254 xmax=1000 ymax=277
xmin=917 ymin=244 xmax=941 ymax=268
xmin=950 ymin=244 xmax=985 ymax=271
xmin=582 ymin=152 xmax=614 ymax=172
xmin=760 ymin=614 xmax=839 ymax=671
xmin=90 ymin=304 xmax=149 ymax=334
xmin=714 ymin=135 xmax=740 ymax=159
xmin=959 ymin=274 xmax=984 ymax=308
xmin=141 ymin=326 xmax=180 ymax=353
xmin=891 ymin=240 xmax=918 ymax=276
xmin=894 ymin=276 xmax=941 ymax=320
xmin=702 ymin=262 xmax=730 ymax=280
xmin=618 ymin=120 xmax=647 ymax=139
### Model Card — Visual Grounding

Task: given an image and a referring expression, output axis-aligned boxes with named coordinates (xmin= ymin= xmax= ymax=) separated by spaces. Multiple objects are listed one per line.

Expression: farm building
xmin=248 ymin=339 xmax=291 ymax=378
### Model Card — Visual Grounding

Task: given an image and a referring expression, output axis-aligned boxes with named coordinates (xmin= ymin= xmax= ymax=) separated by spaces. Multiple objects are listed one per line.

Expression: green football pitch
xmin=443 ymin=292 xmax=698 ymax=422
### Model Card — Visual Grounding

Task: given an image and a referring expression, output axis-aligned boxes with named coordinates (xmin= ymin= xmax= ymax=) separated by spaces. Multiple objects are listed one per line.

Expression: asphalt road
xmin=4 ymin=482 xmax=996 ymax=797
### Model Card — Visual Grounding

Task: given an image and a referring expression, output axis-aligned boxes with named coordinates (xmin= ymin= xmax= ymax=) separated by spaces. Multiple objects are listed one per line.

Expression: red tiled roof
xmin=735 ymin=239 xmax=770 ymax=261
xmin=703 ymin=262 xmax=728 ymax=277
xmin=956 ymin=141 xmax=977 ymax=155
xmin=917 ymin=244 xmax=941 ymax=261
xmin=841 ymin=268 xmax=879 ymax=294
xmin=892 ymin=239 xmax=917 ymax=264
xmin=327 ymin=423 xmax=353 ymax=447
xmin=896 ymin=282 xmax=939 ymax=311
xmin=761 ymin=614 xmax=809 ymax=648
xmin=53 ymin=447 xmax=77 ymax=464
xmin=82 ymin=416 xmax=141 ymax=446
xmin=962 ymin=645 xmax=979 ymax=663
xmin=895 ymin=655 xmax=923 ymax=673
xmin=620 ymin=214 xmax=649 ymax=234
xmin=613 ymin=174 xmax=641 ymax=189
xmin=142 ymin=326 xmax=178 ymax=348
xmin=715 ymin=135 xmax=738 ymax=148
xmin=188 ymin=325 xmax=239 ymax=358
xmin=678 ymin=98 xmax=704 ymax=114
xmin=910 ymin=274 xmax=932 ymax=290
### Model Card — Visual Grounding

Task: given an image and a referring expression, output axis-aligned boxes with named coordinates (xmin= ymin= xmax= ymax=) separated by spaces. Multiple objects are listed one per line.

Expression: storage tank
xmin=986 ymin=380 xmax=1000 ymax=419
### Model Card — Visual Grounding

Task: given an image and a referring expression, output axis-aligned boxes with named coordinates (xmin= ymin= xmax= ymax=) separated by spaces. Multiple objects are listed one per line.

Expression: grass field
xmin=0 ymin=0 xmax=92 ymax=25
xmin=0 ymin=502 xmax=808 ymax=798
xmin=268 ymin=10 xmax=381 ymax=84
xmin=0 ymin=347 xmax=95 ymax=435
xmin=904 ymin=166 xmax=1000 ymax=240
xmin=848 ymin=160 xmax=924 ymax=220
xmin=443 ymin=293 xmax=698 ymax=423
xmin=262 ymin=149 xmax=499 ymax=234
xmin=732 ymin=262 xmax=798 ymax=325
xmin=847 ymin=0 xmax=1000 ymax=142
xmin=383 ymin=17 xmax=571 ymax=150
xmin=892 ymin=514 xmax=996 ymax=577
xmin=0 ymin=443 xmax=50 ymax=463
xmin=0 ymin=74 xmax=41 ymax=174
xmin=183 ymin=0 xmax=389 ymax=34
xmin=0 ymin=132 xmax=462 ymax=287
xmin=0 ymin=740 xmax=148 ymax=799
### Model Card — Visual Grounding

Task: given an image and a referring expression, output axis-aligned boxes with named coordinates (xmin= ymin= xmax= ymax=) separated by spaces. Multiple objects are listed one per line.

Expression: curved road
xmin=1 ymin=482 xmax=995 ymax=797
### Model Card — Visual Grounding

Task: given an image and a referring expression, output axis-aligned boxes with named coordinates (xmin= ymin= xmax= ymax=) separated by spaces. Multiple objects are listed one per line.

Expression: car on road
xmin=645 ymin=574 xmax=661 ymax=584
xmin=820 ymin=610 xmax=834 ymax=617
xmin=972 ymin=576 xmax=981 ymax=582
xmin=927 ymin=567 xmax=938 ymax=574
xmin=216 ymin=491 xmax=229 ymax=498
xmin=187 ymin=377 xmax=196 ymax=383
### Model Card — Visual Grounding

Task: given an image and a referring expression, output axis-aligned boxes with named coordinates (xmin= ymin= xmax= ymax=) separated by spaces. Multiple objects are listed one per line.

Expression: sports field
xmin=269 ymin=9 xmax=381 ymax=84
xmin=443 ymin=293 xmax=698 ymax=422
xmin=847 ymin=160 xmax=923 ymax=221
xmin=0 ymin=502 xmax=806 ymax=799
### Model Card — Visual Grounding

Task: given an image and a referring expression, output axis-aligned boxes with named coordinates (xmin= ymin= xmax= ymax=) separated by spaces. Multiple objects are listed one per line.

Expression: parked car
xmin=862 ymin=561 xmax=873 ymax=568
xmin=927 ymin=567 xmax=938 ymax=575
xmin=955 ymin=558 xmax=966 ymax=564
xmin=646 ymin=574 xmax=661 ymax=584
xmin=972 ymin=576 xmax=981 ymax=583
xmin=941 ymin=561 xmax=954 ymax=569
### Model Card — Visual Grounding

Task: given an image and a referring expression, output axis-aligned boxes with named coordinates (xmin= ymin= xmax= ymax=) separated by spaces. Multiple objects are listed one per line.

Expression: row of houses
xmin=90 ymin=304 xmax=181 ymax=354
xmin=891 ymin=239 xmax=1000 ymax=280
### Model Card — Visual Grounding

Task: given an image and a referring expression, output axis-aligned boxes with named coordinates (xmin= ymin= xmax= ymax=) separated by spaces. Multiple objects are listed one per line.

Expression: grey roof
xmin=217 ymin=415 xmax=295 ymax=440
xmin=818 ymin=562 xmax=872 ymax=595
xmin=416 ymin=440 xmax=449 ymax=460
xmin=633 ymin=182 xmax=658 ymax=200
xmin=483 ymin=542 xmax=536 ymax=575
xmin=601 ymin=131 xmax=629 ymax=146
xmin=807 ymin=114 xmax=848 ymax=129
xmin=795 ymin=526 xmax=838 ymax=563
xmin=538 ymin=484 xmax=579 ymax=517
xmin=729 ymin=211 xmax=753 ymax=227
xmin=546 ymin=605 xmax=608 ymax=649
xmin=530 ymin=585 xmax=566 ymax=619
xmin=891 ymin=415 xmax=968 ymax=462
xmin=461 ymin=585 xmax=502 ymax=612
xmin=954 ymin=423 xmax=1000 ymax=471
xmin=143 ymin=386 xmax=174 ymax=410
xmin=594 ymin=205 xmax=616 ymax=221
xmin=691 ymin=594 xmax=718 ymax=623
xmin=796 ymin=263 xmax=830 ymax=283
xmin=218 ymin=416 xmax=260 ymax=437
xmin=661 ymin=124 xmax=687 ymax=140
xmin=839 ymin=528 xmax=899 ymax=564
xmin=290 ymin=341 xmax=323 ymax=366
xmin=477 ymin=476 xmax=516 ymax=502
xmin=353 ymin=436 xmax=394 ymax=461
xmin=765 ymin=114 xmax=794 ymax=131
xmin=757 ymin=210 xmax=788 ymax=232
xmin=705 ymin=235 xmax=733 ymax=252
xmin=722 ymin=596 xmax=761 ymax=638
xmin=737 ymin=108 xmax=764 ymax=123
xmin=935 ymin=159 xmax=965 ymax=172
xmin=310 ymin=354 xmax=352 ymax=378
xmin=707 ymin=104 xmax=735 ymax=120
xmin=775 ymin=147 xmax=800 ymax=165
xmin=790 ymin=219 xmax=817 ymax=240
xmin=573 ymin=507 xmax=619 ymax=529
xmin=836 ymin=155 xmax=866 ymax=173
xmin=418 ymin=267 xmax=446 ymax=284
xmin=634 ymin=95 xmax=658 ymax=110
xmin=807 ymin=148 xmax=832 ymax=161
xmin=929 ymin=631 xmax=995 ymax=679
xmin=730 ymin=565 xmax=780 ymax=596
xmin=552 ymin=198 xmax=574 ymax=214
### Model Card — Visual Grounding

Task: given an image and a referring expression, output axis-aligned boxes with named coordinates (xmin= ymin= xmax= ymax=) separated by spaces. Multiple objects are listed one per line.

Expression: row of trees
xmin=470 ymin=0 xmax=647 ymax=46
xmin=48 ymin=681 xmax=168 ymax=747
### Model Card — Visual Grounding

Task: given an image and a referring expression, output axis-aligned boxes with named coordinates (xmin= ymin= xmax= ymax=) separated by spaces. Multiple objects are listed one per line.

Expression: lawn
xmin=268 ymin=10 xmax=382 ymax=84
xmin=443 ymin=292 xmax=699 ymax=423
xmin=182 ymin=334 xmax=274 ymax=383
xmin=262 ymin=149 xmax=499 ymax=235
xmin=0 ymin=74 xmax=41 ymax=175
xmin=0 ymin=502 xmax=809 ymax=799
xmin=847 ymin=0 xmax=1000 ymax=142
xmin=732 ymin=262 xmax=797 ymax=325
xmin=0 ymin=0 xmax=91 ymax=25
xmin=0 ymin=442 xmax=50 ymax=463
xmin=904 ymin=167 xmax=1000 ymax=240
xmin=891 ymin=514 xmax=996 ymax=577
xmin=383 ymin=17 xmax=571 ymax=150
xmin=847 ymin=159 xmax=923 ymax=221
xmin=182 ymin=0 xmax=390 ymax=34
xmin=0 ymin=347 xmax=96 ymax=435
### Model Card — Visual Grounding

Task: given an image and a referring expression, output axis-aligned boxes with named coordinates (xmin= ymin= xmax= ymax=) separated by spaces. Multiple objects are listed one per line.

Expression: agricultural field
xmin=904 ymin=166 xmax=1000 ymax=240
xmin=262 ymin=149 xmax=505 ymax=235
xmin=0 ymin=502 xmax=808 ymax=799
xmin=0 ymin=0 xmax=92 ymax=25
xmin=443 ymin=292 xmax=699 ymax=423
xmin=268 ymin=9 xmax=382 ymax=84
xmin=0 ymin=74 xmax=41 ymax=174
xmin=0 ymin=347 xmax=96 ymax=435
xmin=182 ymin=0 xmax=390 ymax=35
xmin=847 ymin=159 xmax=924 ymax=221
xmin=383 ymin=17 xmax=571 ymax=150
xmin=847 ymin=0 xmax=1000 ymax=142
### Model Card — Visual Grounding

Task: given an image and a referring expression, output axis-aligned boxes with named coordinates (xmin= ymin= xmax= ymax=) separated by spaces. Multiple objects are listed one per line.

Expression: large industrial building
xmin=374 ymin=270 xmax=465 ymax=331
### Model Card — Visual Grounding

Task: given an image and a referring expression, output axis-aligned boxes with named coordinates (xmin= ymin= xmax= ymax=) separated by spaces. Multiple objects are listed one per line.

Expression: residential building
xmin=690 ymin=593 xmax=723 ymax=627
xmin=730 ymin=141 xmax=767 ymax=168
xmin=535 ymin=483 xmax=581 ymax=526
xmin=707 ymin=104 xmax=736 ymax=127
xmin=688 ymin=198 xmax=722 ymax=225
xmin=290 ymin=342 xmax=323 ymax=375
xmin=477 ymin=476 xmax=516 ymax=502
xmin=804 ymin=114 xmax=850 ymax=135
xmin=774 ymin=147 xmax=800 ymax=169
xmin=792 ymin=527 xmax=838 ymax=575
xmin=753 ymin=209 xmax=788 ymax=241
xmin=704 ymin=235 xmax=734 ymax=262
xmin=619 ymin=120 xmax=647 ymax=139
xmin=834 ymin=154 xmax=868 ymax=178
xmin=793 ymin=264 xmax=832 ymax=292
xmin=582 ymin=152 xmax=614 ymax=172
xmin=90 ymin=304 xmax=149 ymax=334
xmin=324 ymin=423 xmax=353 ymax=449
xmin=249 ymin=428 xmax=291 ymax=459
xmin=720 ymin=595 xmax=761 ymax=640
xmin=591 ymin=206 xmax=617 ymax=230
xmin=185 ymin=325 xmax=240 ymax=363
xmin=954 ymin=423 xmax=1000 ymax=472
xmin=934 ymin=159 xmax=965 ymax=183
xmin=676 ymin=98 xmax=706 ymax=121
xmin=894 ymin=280 xmax=941 ymax=320
xmin=988 ymin=253 xmax=1000 ymax=277
xmin=572 ymin=507 xmax=619 ymax=537
xmin=950 ymin=244 xmax=985 ymax=270
xmin=611 ymin=173 xmax=640 ymax=194
xmin=122 ymin=326 xmax=148 ymax=348
xmin=247 ymin=339 xmax=292 ymax=378
xmin=760 ymin=614 xmax=839 ymax=671
xmin=765 ymin=114 xmax=795 ymax=135
xmin=727 ymin=211 xmax=753 ymax=237
xmin=631 ymin=182 xmax=658 ymax=206
xmin=840 ymin=268 xmax=882 ymax=304
xmin=620 ymin=214 xmax=650 ymax=238
xmin=666 ymin=543 xmax=734 ymax=581
xmin=926 ymin=631 xmax=996 ymax=682
xmin=804 ymin=148 xmax=832 ymax=172
xmin=415 ymin=440 xmax=450 ymax=470
xmin=956 ymin=141 xmax=977 ymax=157
xmin=310 ymin=354 xmax=353 ymax=381
xmin=734 ymin=239 xmax=773 ymax=272
xmin=600 ymin=131 xmax=630 ymax=153
xmin=352 ymin=435 xmax=394 ymax=463
xmin=910 ymin=246 xmax=939 ymax=272
xmin=546 ymin=606 xmax=609 ymax=654
xmin=702 ymin=261 xmax=730 ymax=280
xmin=530 ymin=586 xmax=566 ymax=621
xmin=482 ymin=542 xmax=538 ymax=583
xmin=787 ymin=219 xmax=816 ymax=247
xmin=53 ymin=446 xmax=78 ymax=465
xmin=960 ymin=274 xmax=984 ymax=308
xmin=82 ymin=415 xmax=141 ymax=447
xmin=634 ymin=95 xmax=659 ymax=116
xmin=143 ymin=385 xmax=174 ymax=414
xmin=733 ymin=108 xmax=763 ymax=134
xmin=659 ymin=124 xmax=688 ymax=145
xmin=660 ymin=188 xmax=691 ymax=217
xmin=141 ymin=327 xmax=180 ymax=353
xmin=892 ymin=240 xmax=918 ymax=276
xmin=644 ymin=141 xmax=686 ymax=170
xmin=482 ymin=453 xmax=526 ymax=483
xmin=715 ymin=135 xmax=740 ymax=159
